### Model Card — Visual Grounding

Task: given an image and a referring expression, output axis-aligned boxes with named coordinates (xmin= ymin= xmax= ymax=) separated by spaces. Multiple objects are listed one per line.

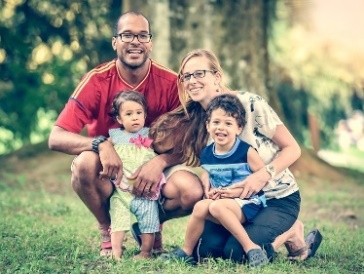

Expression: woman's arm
xmin=231 ymin=125 xmax=301 ymax=198
xmin=264 ymin=124 xmax=301 ymax=177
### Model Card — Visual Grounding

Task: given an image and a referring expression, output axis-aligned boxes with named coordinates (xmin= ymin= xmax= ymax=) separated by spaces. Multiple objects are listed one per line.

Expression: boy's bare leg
xmin=111 ymin=231 xmax=126 ymax=260
xmin=209 ymin=199 xmax=260 ymax=253
xmin=182 ymin=199 xmax=214 ymax=255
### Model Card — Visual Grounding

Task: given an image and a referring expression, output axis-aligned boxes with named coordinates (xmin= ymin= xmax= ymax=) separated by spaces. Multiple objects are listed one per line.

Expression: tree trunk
xmin=148 ymin=0 xmax=171 ymax=67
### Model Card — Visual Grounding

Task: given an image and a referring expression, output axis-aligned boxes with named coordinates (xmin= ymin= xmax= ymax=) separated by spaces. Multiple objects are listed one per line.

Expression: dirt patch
xmin=0 ymin=142 xmax=74 ymax=194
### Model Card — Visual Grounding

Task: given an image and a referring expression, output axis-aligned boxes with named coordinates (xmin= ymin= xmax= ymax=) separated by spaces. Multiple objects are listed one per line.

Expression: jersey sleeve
xmin=55 ymin=74 xmax=100 ymax=133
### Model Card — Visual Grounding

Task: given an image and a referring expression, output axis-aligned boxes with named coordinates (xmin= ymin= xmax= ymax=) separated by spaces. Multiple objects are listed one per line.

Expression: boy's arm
xmin=200 ymin=170 xmax=211 ymax=198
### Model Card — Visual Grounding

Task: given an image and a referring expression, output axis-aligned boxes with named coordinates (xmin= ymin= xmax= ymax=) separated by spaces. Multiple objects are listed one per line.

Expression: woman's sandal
xmin=287 ymin=229 xmax=323 ymax=260
xmin=246 ymin=248 xmax=269 ymax=267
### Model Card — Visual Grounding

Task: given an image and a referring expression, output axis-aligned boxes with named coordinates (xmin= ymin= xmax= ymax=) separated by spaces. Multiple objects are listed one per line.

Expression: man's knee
xmin=71 ymin=152 xmax=108 ymax=195
xmin=180 ymin=185 xmax=203 ymax=210
xmin=193 ymin=221 xmax=229 ymax=259
xmin=165 ymin=171 xmax=203 ymax=210
xmin=71 ymin=152 xmax=101 ymax=188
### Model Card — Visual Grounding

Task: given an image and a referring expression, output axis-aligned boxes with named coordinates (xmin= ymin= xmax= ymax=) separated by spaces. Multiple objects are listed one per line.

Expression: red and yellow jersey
xmin=56 ymin=59 xmax=179 ymax=137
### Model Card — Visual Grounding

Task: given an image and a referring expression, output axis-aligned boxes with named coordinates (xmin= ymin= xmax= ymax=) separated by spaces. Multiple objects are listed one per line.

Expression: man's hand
xmin=130 ymin=156 xmax=165 ymax=198
xmin=98 ymin=141 xmax=123 ymax=187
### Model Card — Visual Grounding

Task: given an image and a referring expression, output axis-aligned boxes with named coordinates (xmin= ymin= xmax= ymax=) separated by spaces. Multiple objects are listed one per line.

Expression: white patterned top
xmin=237 ymin=91 xmax=299 ymax=199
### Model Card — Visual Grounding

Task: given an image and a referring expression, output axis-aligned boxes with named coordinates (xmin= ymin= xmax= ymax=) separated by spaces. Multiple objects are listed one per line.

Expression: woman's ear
xmin=214 ymin=71 xmax=222 ymax=85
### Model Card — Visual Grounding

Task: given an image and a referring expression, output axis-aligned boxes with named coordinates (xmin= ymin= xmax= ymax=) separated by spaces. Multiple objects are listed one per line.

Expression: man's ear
xmin=112 ymin=37 xmax=117 ymax=51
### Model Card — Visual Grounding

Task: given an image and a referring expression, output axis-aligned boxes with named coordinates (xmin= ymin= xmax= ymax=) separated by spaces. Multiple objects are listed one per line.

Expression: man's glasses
xmin=179 ymin=70 xmax=216 ymax=82
xmin=114 ymin=33 xmax=153 ymax=43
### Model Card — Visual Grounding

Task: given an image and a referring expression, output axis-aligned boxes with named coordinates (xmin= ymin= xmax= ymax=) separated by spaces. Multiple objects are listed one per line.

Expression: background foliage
xmin=0 ymin=0 xmax=363 ymax=154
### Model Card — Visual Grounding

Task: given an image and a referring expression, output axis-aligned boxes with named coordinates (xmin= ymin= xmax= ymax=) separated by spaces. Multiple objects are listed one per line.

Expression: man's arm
xmin=48 ymin=126 xmax=93 ymax=155
xmin=48 ymin=125 xmax=123 ymax=185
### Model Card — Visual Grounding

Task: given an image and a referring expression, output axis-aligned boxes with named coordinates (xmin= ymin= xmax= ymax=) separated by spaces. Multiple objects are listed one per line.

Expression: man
xmin=48 ymin=11 xmax=203 ymax=255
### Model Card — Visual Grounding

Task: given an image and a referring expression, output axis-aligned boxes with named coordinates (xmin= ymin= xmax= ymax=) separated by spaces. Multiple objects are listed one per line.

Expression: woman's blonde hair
xmin=177 ymin=49 xmax=230 ymax=113
xmin=150 ymin=49 xmax=229 ymax=166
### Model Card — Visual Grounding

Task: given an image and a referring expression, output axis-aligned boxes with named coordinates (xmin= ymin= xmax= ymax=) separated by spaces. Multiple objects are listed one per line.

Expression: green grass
xmin=1 ymin=173 xmax=364 ymax=273
xmin=318 ymin=148 xmax=364 ymax=173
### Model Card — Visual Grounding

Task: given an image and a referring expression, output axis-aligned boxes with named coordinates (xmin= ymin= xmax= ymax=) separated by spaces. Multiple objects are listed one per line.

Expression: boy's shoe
xmin=130 ymin=222 xmax=165 ymax=254
xmin=160 ymin=248 xmax=197 ymax=265
xmin=246 ymin=248 xmax=269 ymax=267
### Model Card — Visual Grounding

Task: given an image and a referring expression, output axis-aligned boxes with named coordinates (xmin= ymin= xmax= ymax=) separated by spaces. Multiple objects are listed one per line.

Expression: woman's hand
xmin=229 ymin=168 xmax=269 ymax=199
xmin=218 ymin=187 xmax=244 ymax=199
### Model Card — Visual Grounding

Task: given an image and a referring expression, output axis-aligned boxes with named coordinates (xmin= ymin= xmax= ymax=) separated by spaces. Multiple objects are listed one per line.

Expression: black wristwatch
xmin=92 ymin=135 xmax=107 ymax=154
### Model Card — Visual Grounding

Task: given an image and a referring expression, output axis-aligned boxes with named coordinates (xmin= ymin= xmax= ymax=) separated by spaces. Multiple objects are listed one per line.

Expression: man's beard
xmin=119 ymin=55 xmax=148 ymax=70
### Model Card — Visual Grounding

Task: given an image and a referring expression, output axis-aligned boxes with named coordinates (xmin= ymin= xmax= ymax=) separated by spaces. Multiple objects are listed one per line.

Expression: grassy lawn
xmin=318 ymin=148 xmax=364 ymax=173
xmin=1 ymin=158 xmax=364 ymax=273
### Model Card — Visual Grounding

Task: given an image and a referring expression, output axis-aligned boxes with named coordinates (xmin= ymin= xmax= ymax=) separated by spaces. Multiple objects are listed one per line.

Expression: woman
xmin=155 ymin=49 xmax=322 ymax=263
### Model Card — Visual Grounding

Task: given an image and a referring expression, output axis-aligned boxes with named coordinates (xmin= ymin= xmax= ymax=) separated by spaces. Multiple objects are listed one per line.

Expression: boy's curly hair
xmin=206 ymin=94 xmax=246 ymax=127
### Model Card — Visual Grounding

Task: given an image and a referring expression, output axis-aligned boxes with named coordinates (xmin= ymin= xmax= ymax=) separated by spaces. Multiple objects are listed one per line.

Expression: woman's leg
xmin=271 ymin=219 xmax=308 ymax=259
xmin=192 ymin=220 xmax=231 ymax=260
xmin=223 ymin=191 xmax=300 ymax=262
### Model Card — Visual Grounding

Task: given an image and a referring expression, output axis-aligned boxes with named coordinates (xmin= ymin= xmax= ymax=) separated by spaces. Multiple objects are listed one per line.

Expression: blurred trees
xmin=0 ymin=0 xmax=362 ymax=153
xmin=0 ymin=0 xmax=121 ymax=151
